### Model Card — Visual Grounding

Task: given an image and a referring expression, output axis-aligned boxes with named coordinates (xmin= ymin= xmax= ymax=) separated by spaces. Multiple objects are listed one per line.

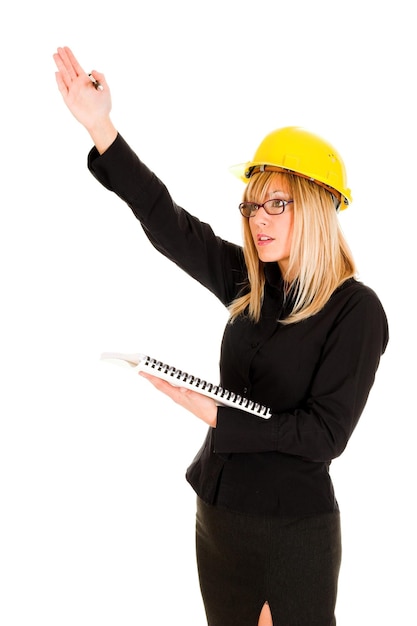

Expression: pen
xmin=88 ymin=73 xmax=103 ymax=91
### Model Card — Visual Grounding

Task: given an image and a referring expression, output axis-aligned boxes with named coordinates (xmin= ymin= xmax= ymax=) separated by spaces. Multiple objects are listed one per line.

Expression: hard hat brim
xmin=229 ymin=161 xmax=352 ymax=209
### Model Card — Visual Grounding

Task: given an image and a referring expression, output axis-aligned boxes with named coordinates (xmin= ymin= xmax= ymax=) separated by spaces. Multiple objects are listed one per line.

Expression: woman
xmin=53 ymin=46 xmax=388 ymax=626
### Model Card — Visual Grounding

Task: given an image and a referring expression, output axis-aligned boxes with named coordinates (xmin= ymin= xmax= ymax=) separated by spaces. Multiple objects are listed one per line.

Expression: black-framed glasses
xmin=238 ymin=199 xmax=294 ymax=218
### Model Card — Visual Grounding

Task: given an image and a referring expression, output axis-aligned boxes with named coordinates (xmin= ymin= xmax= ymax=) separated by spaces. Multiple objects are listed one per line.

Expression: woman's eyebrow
xmin=268 ymin=189 xmax=291 ymax=197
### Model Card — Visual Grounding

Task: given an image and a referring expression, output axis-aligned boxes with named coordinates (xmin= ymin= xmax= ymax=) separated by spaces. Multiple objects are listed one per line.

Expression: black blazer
xmin=89 ymin=134 xmax=389 ymax=516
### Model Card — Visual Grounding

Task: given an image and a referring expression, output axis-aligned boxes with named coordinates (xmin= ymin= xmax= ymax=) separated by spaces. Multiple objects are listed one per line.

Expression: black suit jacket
xmin=88 ymin=134 xmax=389 ymax=516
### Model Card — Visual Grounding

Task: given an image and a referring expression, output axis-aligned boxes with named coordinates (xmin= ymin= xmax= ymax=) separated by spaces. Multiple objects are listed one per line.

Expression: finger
xmin=63 ymin=46 xmax=86 ymax=78
xmin=54 ymin=71 xmax=68 ymax=98
xmin=56 ymin=47 xmax=77 ymax=81
xmin=55 ymin=46 xmax=86 ymax=84
xmin=139 ymin=372 xmax=189 ymax=403
xmin=53 ymin=50 xmax=74 ymax=90
xmin=139 ymin=371 xmax=176 ymax=392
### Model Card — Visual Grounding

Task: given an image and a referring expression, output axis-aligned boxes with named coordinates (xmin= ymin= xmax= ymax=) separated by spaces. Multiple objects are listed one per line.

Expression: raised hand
xmin=53 ymin=46 xmax=117 ymax=153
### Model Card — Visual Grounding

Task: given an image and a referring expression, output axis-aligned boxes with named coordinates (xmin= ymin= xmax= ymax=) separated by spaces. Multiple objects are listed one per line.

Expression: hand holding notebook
xmin=100 ymin=352 xmax=272 ymax=419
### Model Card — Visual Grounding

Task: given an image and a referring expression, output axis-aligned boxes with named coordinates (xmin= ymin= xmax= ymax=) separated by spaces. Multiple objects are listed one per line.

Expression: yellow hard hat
xmin=231 ymin=126 xmax=352 ymax=209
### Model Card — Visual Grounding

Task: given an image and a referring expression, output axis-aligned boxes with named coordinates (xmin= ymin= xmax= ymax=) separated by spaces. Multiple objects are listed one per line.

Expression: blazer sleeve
xmin=88 ymin=134 xmax=246 ymax=306
xmin=214 ymin=288 xmax=389 ymax=462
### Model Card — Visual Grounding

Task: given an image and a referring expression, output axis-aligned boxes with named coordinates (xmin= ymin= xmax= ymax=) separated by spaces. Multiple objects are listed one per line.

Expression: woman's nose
xmin=252 ymin=206 xmax=269 ymax=224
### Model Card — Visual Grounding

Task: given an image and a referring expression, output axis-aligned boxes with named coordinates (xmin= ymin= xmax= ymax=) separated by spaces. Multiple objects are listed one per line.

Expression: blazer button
xmin=243 ymin=387 xmax=248 ymax=395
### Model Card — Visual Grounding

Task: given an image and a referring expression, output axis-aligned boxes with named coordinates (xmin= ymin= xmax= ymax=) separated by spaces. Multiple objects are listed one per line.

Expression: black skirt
xmin=196 ymin=498 xmax=341 ymax=626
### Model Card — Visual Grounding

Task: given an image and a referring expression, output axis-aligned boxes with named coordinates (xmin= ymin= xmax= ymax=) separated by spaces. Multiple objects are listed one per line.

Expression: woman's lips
xmin=257 ymin=234 xmax=274 ymax=246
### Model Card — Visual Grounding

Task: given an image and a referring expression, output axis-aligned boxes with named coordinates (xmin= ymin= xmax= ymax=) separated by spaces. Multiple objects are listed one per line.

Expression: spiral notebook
xmin=100 ymin=352 xmax=272 ymax=419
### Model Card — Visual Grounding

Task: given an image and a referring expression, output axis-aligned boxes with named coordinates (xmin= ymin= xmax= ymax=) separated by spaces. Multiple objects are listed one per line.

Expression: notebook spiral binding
xmin=140 ymin=354 xmax=273 ymax=419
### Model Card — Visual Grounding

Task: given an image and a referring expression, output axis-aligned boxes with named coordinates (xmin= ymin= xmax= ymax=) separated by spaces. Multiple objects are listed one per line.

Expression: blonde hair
xmin=228 ymin=171 xmax=357 ymax=325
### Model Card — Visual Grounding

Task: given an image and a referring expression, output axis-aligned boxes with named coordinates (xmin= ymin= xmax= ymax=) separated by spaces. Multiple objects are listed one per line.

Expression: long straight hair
xmin=228 ymin=171 xmax=357 ymax=325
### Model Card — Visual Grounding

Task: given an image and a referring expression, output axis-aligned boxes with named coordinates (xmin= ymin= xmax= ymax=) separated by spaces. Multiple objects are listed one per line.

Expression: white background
xmin=1 ymin=1 xmax=415 ymax=624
